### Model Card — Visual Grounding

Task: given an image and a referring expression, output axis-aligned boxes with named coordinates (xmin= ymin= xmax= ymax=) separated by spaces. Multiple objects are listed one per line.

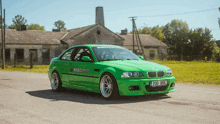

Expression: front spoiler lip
xmin=124 ymin=89 xmax=175 ymax=96
xmin=116 ymin=77 xmax=175 ymax=96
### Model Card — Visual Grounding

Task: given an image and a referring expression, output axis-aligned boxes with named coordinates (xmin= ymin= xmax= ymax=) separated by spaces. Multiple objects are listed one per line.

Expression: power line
xmin=136 ymin=8 xmax=218 ymax=18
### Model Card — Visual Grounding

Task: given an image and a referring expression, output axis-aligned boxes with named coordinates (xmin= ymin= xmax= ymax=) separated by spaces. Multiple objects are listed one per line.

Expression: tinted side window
xmin=73 ymin=47 xmax=93 ymax=62
xmin=61 ymin=48 xmax=75 ymax=60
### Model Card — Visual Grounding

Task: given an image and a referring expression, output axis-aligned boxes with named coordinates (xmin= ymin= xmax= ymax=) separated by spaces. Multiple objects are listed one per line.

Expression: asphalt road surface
xmin=0 ymin=71 xmax=220 ymax=124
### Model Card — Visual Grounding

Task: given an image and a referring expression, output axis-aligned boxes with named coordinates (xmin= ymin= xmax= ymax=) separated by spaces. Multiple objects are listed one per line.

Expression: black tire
xmin=99 ymin=73 xmax=120 ymax=100
xmin=50 ymin=71 xmax=62 ymax=92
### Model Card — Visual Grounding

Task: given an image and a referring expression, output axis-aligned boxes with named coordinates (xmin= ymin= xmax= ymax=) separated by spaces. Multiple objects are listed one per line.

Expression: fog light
xmin=129 ymin=86 xmax=139 ymax=91
xmin=170 ymin=83 xmax=175 ymax=87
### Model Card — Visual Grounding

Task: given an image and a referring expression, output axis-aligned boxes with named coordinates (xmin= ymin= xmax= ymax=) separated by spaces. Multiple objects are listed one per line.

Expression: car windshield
xmin=92 ymin=46 xmax=140 ymax=61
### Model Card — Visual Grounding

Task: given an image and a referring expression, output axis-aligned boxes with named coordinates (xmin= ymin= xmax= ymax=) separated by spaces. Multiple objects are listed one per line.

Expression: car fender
xmin=99 ymin=67 xmax=118 ymax=80
xmin=51 ymin=66 xmax=62 ymax=78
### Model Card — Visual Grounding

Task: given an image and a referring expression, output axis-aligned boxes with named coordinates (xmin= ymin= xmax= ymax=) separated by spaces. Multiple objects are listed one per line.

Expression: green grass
xmin=0 ymin=61 xmax=220 ymax=86
xmin=0 ymin=65 xmax=49 ymax=73
xmin=150 ymin=60 xmax=220 ymax=86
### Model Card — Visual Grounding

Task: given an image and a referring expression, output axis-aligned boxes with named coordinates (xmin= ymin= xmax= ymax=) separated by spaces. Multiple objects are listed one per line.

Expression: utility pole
xmin=129 ymin=17 xmax=137 ymax=53
xmin=134 ymin=21 xmax=146 ymax=59
xmin=132 ymin=18 xmax=134 ymax=52
xmin=218 ymin=7 xmax=220 ymax=28
xmin=129 ymin=16 xmax=146 ymax=59
xmin=3 ymin=9 xmax=5 ymax=68
xmin=1 ymin=0 xmax=4 ymax=69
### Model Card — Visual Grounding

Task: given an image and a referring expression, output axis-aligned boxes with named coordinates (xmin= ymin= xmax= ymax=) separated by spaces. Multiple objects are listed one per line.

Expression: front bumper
xmin=117 ymin=77 xmax=175 ymax=96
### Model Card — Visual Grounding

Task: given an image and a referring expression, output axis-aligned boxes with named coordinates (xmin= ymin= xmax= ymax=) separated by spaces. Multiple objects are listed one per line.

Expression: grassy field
xmin=0 ymin=65 xmax=49 ymax=73
xmin=151 ymin=60 xmax=220 ymax=86
xmin=0 ymin=61 xmax=220 ymax=86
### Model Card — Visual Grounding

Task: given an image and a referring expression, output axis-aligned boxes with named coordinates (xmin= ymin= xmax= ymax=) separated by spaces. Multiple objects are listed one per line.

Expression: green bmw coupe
xmin=48 ymin=44 xmax=175 ymax=99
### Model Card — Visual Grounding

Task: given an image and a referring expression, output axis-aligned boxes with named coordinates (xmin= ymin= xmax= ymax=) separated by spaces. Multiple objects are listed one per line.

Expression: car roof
xmin=71 ymin=44 xmax=122 ymax=48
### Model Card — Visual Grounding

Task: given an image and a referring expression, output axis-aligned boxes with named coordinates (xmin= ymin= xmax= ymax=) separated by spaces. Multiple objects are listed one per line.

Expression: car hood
xmin=97 ymin=60 xmax=170 ymax=72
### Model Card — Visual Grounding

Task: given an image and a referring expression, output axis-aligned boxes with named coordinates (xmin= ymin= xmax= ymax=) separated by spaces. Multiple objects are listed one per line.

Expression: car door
xmin=59 ymin=48 xmax=75 ymax=88
xmin=67 ymin=47 xmax=97 ymax=90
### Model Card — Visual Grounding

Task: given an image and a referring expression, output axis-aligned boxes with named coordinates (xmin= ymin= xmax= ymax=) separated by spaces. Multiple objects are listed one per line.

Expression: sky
xmin=3 ymin=0 xmax=220 ymax=40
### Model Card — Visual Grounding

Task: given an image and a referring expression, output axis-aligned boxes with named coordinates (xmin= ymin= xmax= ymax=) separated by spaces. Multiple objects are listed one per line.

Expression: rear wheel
xmin=100 ymin=73 xmax=119 ymax=100
xmin=51 ymin=72 xmax=62 ymax=92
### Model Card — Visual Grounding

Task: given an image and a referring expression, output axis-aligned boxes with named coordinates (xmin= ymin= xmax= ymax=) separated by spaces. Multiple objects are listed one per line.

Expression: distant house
xmin=62 ymin=24 xmax=124 ymax=47
xmin=216 ymin=40 xmax=220 ymax=47
xmin=0 ymin=7 xmax=124 ymax=65
xmin=119 ymin=29 xmax=168 ymax=60
xmin=0 ymin=6 xmax=168 ymax=65
xmin=0 ymin=29 xmax=66 ymax=64
xmin=0 ymin=24 xmax=124 ymax=65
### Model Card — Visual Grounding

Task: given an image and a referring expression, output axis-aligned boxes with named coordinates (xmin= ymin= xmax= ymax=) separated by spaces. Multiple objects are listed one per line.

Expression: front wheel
xmin=50 ymin=72 xmax=62 ymax=92
xmin=100 ymin=73 xmax=119 ymax=100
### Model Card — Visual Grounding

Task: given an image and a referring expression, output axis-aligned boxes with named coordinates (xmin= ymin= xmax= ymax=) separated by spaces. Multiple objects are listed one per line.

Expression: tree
xmin=27 ymin=23 xmax=45 ymax=31
xmin=218 ymin=18 xmax=220 ymax=28
xmin=130 ymin=19 xmax=217 ymax=61
xmin=188 ymin=27 xmax=217 ymax=60
xmin=7 ymin=24 xmax=16 ymax=29
xmin=162 ymin=19 xmax=189 ymax=60
xmin=140 ymin=27 xmax=152 ymax=34
xmin=54 ymin=20 xmax=66 ymax=31
xmin=12 ymin=15 xmax=27 ymax=30
xmin=136 ymin=25 xmax=164 ymax=41
xmin=219 ymin=7 xmax=220 ymax=28
xmin=150 ymin=25 xmax=164 ymax=41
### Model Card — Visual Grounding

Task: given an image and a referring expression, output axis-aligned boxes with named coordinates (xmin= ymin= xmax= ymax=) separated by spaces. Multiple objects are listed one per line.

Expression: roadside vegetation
xmin=0 ymin=65 xmax=49 ymax=73
xmin=151 ymin=60 xmax=220 ymax=86
xmin=132 ymin=19 xmax=220 ymax=62
xmin=0 ymin=61 xmax=219 ymax=86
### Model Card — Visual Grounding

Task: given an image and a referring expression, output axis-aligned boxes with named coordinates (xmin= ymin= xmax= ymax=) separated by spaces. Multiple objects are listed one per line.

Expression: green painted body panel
xmin=117 ymin=77 xmax=175 ymax=96
xmin=48 ymin=44 xmax=175 ymax=96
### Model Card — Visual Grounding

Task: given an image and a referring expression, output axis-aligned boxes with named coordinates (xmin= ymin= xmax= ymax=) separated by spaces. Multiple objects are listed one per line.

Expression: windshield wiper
xmin=99 ymin=59 xmax=123 ymax=61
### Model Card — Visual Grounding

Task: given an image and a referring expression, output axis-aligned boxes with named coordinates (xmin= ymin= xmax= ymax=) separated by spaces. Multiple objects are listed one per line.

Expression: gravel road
xmin=0 ymin=71 xmax=220 ymax=124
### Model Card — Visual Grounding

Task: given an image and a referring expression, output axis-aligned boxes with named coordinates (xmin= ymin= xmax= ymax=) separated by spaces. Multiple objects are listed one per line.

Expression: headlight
xmin=166 ymin=69 xmax=173 ymax=76
xmin=121 ymin=72 xmax=144 ymax=78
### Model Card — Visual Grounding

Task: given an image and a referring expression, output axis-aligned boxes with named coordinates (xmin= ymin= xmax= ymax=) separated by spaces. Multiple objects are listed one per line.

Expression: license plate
xmin=150 ymin=80 xmax=167 ymax=87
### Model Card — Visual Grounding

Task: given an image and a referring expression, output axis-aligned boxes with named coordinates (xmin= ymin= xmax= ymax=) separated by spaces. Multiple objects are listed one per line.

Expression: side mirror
xmin=139 ymin=55 xmax=144 ymax=60
xmin=82 ymin=56 xmax=91 ymax=61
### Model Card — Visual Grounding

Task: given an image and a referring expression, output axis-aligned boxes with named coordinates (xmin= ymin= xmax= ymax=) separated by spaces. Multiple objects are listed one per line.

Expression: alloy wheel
xmin=100 ymin=75 xmax=113 ymax=98
xmin=51 ymin=73 xmax=59 ymax=90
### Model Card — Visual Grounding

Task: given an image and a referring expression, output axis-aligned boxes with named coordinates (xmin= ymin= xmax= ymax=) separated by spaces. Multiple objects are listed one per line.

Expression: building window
xmin=1 ymin=49 xmax=10 ymax=60
xmin=42 ymin=49 xmax=50 ymax=64
xmin=42 ymin=49 xmax=50 ymax=60
xmin=16 ymin=49 xmax=24 ymax=60
xmin=149 ymin=50 xmax=155 ymax=59
xmin=97 ymin=30 xmax=100 ymax=35
xmin=5 ymin=49 xmax=10 ymax=60
xmin=29 ymin=49 xmax=38 ymax=62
